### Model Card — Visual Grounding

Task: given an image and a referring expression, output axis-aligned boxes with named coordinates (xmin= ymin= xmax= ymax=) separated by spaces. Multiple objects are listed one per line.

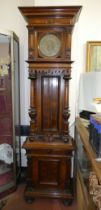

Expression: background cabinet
xmin=0 ymin=30 xmax=21 ymax=198
xmin=75 ymin=117 xmax=98 ymax=210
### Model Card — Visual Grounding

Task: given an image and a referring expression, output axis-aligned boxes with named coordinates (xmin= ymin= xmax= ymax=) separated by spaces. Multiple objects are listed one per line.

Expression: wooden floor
xmin=2 ymin=184 xmax=77 ymax=210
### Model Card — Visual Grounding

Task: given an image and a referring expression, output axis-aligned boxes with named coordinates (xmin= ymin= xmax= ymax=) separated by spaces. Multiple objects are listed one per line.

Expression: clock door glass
xmin=39 ymin=34 xmax=61 ymax=57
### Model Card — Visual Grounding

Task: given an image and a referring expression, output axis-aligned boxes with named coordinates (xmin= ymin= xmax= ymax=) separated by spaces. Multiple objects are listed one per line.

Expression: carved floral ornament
xmin=89 ymin=171 xmax=101 ymax=210
xmin=28 ymin=68 xmax=71 ymax=78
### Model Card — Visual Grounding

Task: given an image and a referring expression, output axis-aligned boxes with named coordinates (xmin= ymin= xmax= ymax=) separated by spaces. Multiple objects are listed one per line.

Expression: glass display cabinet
xmin=75 ymin=117 xmax=98 ymax=210
xmin=76 ymin=130 xmax=91 ymax=196
xmin=0 ymin=29 xmax=21 ymax=198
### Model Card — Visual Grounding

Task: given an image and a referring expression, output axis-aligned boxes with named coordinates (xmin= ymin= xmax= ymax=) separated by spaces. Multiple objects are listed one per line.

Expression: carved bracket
xmin=63 ymin=107 xmax=70 ymax=120
xmin=29 ymin=70 xmax=37 ymax=79
xmin=29 ymin=107 xmax=37 ymax=120
xmin=29 ymin=107 xmax=37 ymax=135
xmin=29 ymin=49 xmax=35 ymax=60
xmin=63 ymin=72 xmax=71 ymax=80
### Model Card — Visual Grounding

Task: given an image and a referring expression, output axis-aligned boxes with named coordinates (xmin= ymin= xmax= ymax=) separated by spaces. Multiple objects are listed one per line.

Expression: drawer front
xmin=26 ymin=149 xmax=72 ymax=157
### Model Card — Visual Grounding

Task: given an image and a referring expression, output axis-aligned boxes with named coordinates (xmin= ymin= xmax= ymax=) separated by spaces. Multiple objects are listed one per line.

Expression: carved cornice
xmin=18 ymin=6 xmax=82 ymax=26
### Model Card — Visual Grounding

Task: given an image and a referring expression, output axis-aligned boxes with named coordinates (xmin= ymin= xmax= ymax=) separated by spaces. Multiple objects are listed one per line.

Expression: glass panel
xmin=0 ymin=33 xmax=15 ymax=196
xmin=76 ymin=132 xmax=92 ymax=192
xmin=14 ymin=37 xmax=21 ymax=179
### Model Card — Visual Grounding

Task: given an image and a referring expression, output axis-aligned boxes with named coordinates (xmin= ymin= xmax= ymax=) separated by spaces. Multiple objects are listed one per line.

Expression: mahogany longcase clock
xmin=19 ymin=6 xmax=82 ymax=204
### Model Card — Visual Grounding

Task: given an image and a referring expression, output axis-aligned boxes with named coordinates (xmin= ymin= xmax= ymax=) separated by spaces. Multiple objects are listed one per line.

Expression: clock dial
xmin=38 ymin=34 xmax=61 ymax=57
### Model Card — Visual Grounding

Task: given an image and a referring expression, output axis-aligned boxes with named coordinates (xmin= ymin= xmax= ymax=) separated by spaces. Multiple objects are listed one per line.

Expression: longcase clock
xmin=19 ymin=6 xmax=82 ymax=204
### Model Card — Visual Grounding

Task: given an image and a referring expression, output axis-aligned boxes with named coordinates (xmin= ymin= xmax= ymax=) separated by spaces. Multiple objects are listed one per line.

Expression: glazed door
xmin=0 ymin=30 xmax=21 ymax=198
xmin=13 ymin=36 xmax=21 ymax=180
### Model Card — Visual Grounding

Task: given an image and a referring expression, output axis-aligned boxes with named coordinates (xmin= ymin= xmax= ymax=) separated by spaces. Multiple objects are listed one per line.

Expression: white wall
xmin=0 ymin=0 xmax=101 ymax=128
xmin=34 ymin=0 xmax=82 ymax=6
xmin=0 ymin=0 xmax=34 ymax=125
xmin=71 ymin=0 xmax=101 ymax=120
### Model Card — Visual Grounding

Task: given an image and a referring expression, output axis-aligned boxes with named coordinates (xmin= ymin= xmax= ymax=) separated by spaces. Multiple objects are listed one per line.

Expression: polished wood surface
xmin=23 ymin=138 xmax=74 ymax=200
xmin=19 ymin=6 xmax=82 ymax=203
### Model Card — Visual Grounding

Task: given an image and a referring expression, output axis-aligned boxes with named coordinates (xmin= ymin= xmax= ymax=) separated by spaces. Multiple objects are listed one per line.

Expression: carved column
xmin=63 ymin=72 xmax=71 ymax=142
xmin=65 ymin=27 xmax=72 ymax=60
xmin=28 ymin=26 xmax=35 ymax=60
xmin=29 ymin=70 xmax=37 ymax=138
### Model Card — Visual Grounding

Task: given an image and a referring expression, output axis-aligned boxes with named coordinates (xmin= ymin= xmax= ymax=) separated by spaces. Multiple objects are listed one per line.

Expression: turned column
xmin=63 ymin=72 xmax=71 ymax=142
xmin=29 ymin=70 xmax=37 ymax=138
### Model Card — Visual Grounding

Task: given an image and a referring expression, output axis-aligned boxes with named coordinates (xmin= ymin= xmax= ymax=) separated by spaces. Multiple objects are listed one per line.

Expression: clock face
xmin=38 ymin=34 xmax=61 ymax=57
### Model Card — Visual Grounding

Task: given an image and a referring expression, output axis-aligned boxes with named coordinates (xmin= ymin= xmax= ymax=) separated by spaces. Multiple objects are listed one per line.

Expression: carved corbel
xmin=29 ymin=70 xmax=37 ymax=79
xmin=63 ymin=71 xmax=71 ymax=80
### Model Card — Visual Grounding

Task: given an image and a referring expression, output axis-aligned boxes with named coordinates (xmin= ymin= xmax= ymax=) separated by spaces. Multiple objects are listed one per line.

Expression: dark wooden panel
xmin=41 ymin=76 xmax=59 ymax=131
xmin=30 ymin=154 xmax=71 ymax=191
xmin=38 ymin=159 xmax=59 ymax=186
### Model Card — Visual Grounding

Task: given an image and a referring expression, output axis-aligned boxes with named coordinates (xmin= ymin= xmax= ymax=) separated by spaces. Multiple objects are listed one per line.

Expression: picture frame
xmin=86 ymin=41 xmax=101 ymax=72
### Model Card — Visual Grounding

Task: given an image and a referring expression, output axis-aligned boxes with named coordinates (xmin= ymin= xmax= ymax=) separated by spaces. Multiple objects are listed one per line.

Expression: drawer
xmin=26 ymin=149 xmax=72 ymax=156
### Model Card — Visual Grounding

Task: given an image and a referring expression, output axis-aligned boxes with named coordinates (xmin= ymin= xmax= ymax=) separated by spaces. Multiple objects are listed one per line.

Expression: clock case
xmin=19 ymin=6 xmax=82 ymax=204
